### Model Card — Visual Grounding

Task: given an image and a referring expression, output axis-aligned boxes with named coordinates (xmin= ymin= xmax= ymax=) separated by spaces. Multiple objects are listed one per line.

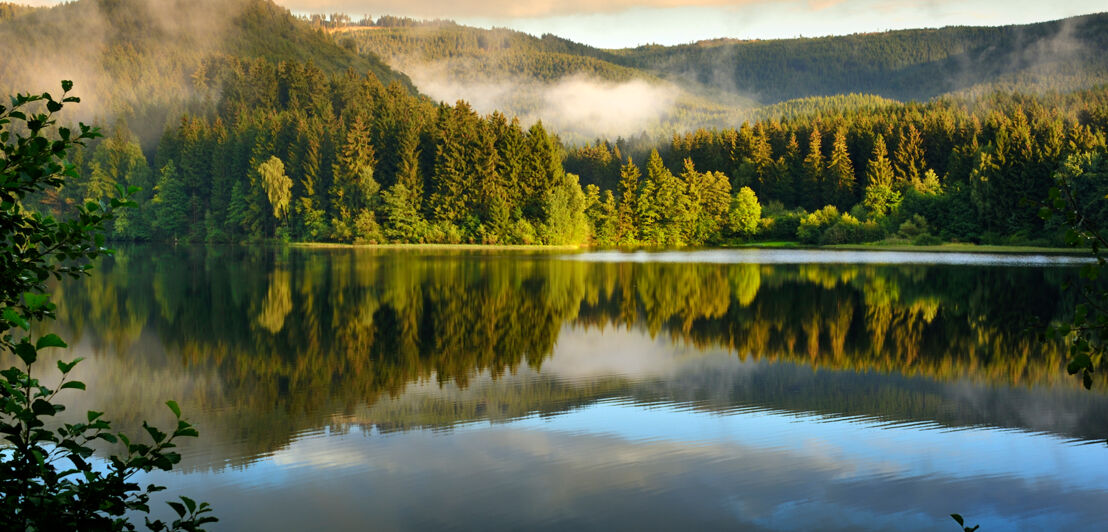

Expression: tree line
xmin=567 ymin=86 xmax=1108 ymax=246
xmin=32 ymin=53 xmax=1108 ymax=247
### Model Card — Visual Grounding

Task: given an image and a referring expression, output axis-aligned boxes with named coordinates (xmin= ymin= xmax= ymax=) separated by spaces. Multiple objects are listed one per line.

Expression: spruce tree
xmin=801 ymin=128 xmax=824 ymax=210
xmin=616 ymin=157 xmax=641 ymax=244
xmin=894 ymin=123 xmax=926 ymax=187
xmin=826 ymin=127 xmax=856 ymax=210
xmin=151 ymin=160 xmax=190 ymax=240
xmin=863 ymin=134 xmax=900 ymax=218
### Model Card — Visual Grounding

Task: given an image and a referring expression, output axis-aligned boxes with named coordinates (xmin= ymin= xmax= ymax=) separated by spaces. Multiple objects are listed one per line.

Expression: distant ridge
xmin=338 ymin=12 xmax=1108 ymax=106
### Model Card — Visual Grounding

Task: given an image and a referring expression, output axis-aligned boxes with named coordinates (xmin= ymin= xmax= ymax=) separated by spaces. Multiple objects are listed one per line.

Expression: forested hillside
xmin=0 ymin=0 xmax=411 ymax=144
xmin=610 ymin=13 xmax=1108 ymax=103
xmin=333 ymin=13 xmax=1108 ymax=108
xmin=335 ymin=22 xmax=637 ymax=84
xmin=332 ymin=20 xmax=750 ymax=141
xmin=7 ymin=1 xmax=1108 ymax=249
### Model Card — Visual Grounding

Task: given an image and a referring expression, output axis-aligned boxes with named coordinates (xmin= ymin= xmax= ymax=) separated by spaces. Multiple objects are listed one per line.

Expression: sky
xmin=265 ymin=0 xmax=1106 ymax=48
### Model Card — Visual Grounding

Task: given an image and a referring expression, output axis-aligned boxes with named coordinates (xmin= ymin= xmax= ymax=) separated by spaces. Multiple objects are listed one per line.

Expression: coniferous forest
xmin=6 ymin=0 xmax=1108 ymax=248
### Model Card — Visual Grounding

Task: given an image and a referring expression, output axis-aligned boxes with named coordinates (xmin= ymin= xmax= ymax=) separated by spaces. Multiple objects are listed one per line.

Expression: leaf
xmin=57 ymin=358 xmax=84 ymax=373
xmin=166 ymin=400 xmax=181 ymax=418
xmin=23 ymin=292 xmax=49 ymax=310
xmin=15 ymin=341 xmax=37 ymax=365
xmin=181 ymin=496 xmax=197 ymax=513
xmin=144 ymin=423 xmax=166 ymax=444
xmin=1067 ymin=353 xmax=1092 ymax=374
xmin=167 ymin=501 xmax=186 ymax=518
xmin=36 ymin=333 xmax=68 ymax=350
xmin=60 ymin=381 xmax=86 ymax=391
xmin=61 ymin=80 xmax=73 ymax=92
xmin=950 ymin=514 xmax=964 ymax=526
xmin=2 ymin=308 xmax=29 ymax=330
xmin=31 ymin=399 xmax=56 ymax=416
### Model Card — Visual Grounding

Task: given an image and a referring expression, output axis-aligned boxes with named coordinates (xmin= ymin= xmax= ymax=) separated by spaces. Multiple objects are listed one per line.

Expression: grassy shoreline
xmin=289 ymin=242 xmax=587 ymax=251
xmin=288 ymin=240 xmax=1089 ymax=256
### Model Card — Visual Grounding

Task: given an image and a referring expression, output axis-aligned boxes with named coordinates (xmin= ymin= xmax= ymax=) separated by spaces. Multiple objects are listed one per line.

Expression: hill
xmin=334 ymin=22 xmax=758 ymax=142
xmin=0 ymin=0 xmax=413 ymax=143
xmin=609 ymin=13 xmax=1108 ymax=103
xmin=328 ymin=13 xmax=1108 ymax=141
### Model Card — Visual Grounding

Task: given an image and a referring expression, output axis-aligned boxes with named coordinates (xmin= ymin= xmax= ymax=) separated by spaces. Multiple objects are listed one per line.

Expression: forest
xmin=5 ymin=0 xmax=1108 ymax=248
xmin=40 ymin=63 xmax=1108 ymax=248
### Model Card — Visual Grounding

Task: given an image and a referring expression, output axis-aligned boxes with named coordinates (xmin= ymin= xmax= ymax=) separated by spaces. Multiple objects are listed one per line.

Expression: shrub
xmin=0 ymin=83 xmax=215 ymax=531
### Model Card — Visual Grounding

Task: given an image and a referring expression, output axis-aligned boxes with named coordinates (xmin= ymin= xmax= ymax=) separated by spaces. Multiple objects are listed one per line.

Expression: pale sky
xmin=29 ymin=0 xmax=1106 ymax=48
xmin=271 ymin=0 xmax=1105 ymax=48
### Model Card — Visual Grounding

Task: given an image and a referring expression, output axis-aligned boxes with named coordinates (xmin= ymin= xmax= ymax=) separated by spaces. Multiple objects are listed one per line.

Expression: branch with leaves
xmin=1039 ymin=151 xmax=1108 ymax=389
xmin=0 ymin=82 xmax=216 ymax=530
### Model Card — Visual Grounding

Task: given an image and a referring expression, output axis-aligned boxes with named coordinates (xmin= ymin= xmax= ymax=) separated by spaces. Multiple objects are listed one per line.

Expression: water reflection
xmin=49 ymin=246 xmax=1108 ymax=530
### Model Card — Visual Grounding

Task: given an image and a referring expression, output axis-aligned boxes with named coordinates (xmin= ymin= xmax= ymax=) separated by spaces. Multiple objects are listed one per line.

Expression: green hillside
xmin=326 ymin=13 xmax=1108 ymax=142
xmin=336 ymin=23 xmax=635 ymax=84
xmin=338 ymin=13 xmax=1108 ymax=107
xmin=0 ymin=0 xmax=412 ymax=142
xmin=610 ymin=13 xmax=1108 ymax=103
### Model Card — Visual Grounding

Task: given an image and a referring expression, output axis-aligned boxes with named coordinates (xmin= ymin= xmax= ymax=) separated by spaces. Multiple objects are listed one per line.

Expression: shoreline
xmin=288 ymin=242 xmax=587 ymax=251
xmin=284 ymin=241 xmax=1091 ymax=256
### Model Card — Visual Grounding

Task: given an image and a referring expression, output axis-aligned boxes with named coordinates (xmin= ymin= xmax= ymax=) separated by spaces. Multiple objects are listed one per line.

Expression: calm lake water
xmin=51 ymin=246 xmax=1108 ymax=531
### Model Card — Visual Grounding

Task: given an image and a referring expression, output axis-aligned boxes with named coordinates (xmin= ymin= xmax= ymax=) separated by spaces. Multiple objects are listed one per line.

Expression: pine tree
xmin=863 ymin=134 xmax=900 ymax=218
xmin=800 ymin=128 xmax=824 ymax=210
xmin=680 ymin=158 xmax=731 ymax=244
xmin=894 ymin=123 xmax=926 ymax=187
xmin=826 ymin=127 xmax=856 ymax=210
xmin=643 ymin=149 xmax=687 ymax=245
xmin=332 ymin=115 xmax=381 ymax=241
xmin=521 ymin=121 xmax=561 ymax=223
xmin=150 ymin=160 xmax=190 ymax=241
xmin=616 ymin=157 xmax=640 ymax=244
xmin=778 ymin=132 xmax=802 ymax=207
xmin=429 ymin=105 xmax=470 ymax=225
xmin=382 ymin=183 xmax=425 ymax=242
xmin=750 ymin=123 xmax=775 ymax=198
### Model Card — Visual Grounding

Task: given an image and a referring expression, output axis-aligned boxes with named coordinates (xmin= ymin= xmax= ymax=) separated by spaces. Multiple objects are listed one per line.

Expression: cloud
xmin=400 ymin=59 xmax=682 ymax=140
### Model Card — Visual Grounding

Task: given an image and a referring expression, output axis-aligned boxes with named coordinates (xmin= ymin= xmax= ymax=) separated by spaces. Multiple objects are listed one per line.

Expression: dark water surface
xmin=52 ymin=246 xmax=1108 ymax=530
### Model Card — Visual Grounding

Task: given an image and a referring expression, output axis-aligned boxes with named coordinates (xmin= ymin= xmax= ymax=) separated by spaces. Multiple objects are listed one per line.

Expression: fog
xmin=0 ymin=0 xmax=247 ymax=138
xmin=403 ymin=59 xmax=684 ymax=140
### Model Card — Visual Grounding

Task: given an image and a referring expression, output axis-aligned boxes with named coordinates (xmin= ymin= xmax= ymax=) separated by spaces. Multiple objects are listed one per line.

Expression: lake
xmin=51 ymin=246 xmax=1108 ymax=531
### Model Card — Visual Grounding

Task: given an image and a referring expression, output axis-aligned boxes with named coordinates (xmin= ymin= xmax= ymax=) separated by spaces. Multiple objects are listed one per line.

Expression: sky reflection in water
xmin=53 ymin=247 xmax=1108 ymax=531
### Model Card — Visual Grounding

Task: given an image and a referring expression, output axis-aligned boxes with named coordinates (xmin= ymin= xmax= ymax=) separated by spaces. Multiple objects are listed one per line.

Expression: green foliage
xmin=616 ymin=157 xmax=641 ymax=244
xmin=728 ymin=186 xmax=761 ymax=238
xmin=0 ymin=83 xmax=214 ymax=530
xmin=681 ymin=159 xmax=732 ymax=244
xmin=258 ymin=156 xmax=291 ymax=222
xmin=1041 ymin=150 xmax=1108 ymax=388
xmin=541 ymin=173 xmax=589 ymax=245
xmin=863 ymin=135 xmax=901 ymax=218
xmin=150 ymin=161 xmax=189 ymax=240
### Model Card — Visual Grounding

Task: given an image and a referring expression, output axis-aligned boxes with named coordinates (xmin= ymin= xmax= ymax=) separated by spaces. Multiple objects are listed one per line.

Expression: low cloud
xmin=403 ymin=60 xmax=681 ymax=140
